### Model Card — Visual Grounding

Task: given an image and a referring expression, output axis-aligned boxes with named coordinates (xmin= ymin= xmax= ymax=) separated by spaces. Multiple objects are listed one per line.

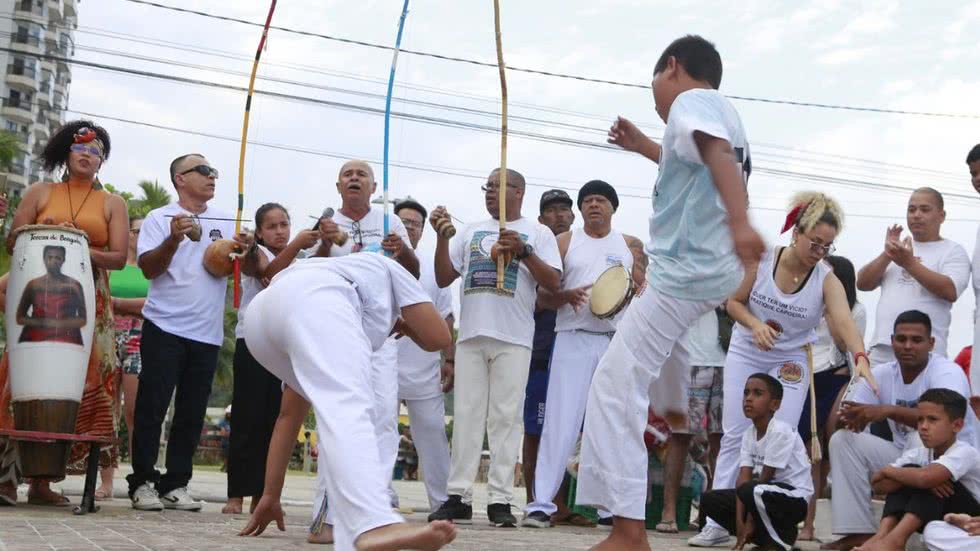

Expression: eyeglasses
xmin=481 ymin=183 xmax=519 ymax=193
xmin=70 ymin=143 xmax=103 ymax=158
xmin=180 ymin=165 xmax=219 ymax=179
xmin=801 ymin=234 xmax=835 ymax=256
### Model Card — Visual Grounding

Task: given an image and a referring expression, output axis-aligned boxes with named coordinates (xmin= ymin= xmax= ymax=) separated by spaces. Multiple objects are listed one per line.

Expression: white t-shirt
xmin=398 ymin=250 xmax=453 ymax=401
xmin=138 ymin=203 xmax=235 ymax=346
xmin=738 ymin=418 xmax=813 ymax=497
xmin=304 ymin=207 xmax=409 ymax=257
xmin=892 ymin=441 xmax=980 ymax=501
xmin=450 ymin=217 xmax=562 ymax=348
xmin=869 ymin=238 xmax=970 ymax=357
xmin=234 ymin=245 xmax=274 ymax=340
xmin=555 ymin=228 xmax=633 ymax=333
xmin=970 ymin=225 xmax=980 ymax=388
xmin=683 ymin=310 xmax=726 ymax=367
xmin=270 ymin=254 xmax=430 ymax=352
xmin=848 ymin=354 xmax=980 ymax=450
xmin=646 ymin=88 xmax=750 ymax=302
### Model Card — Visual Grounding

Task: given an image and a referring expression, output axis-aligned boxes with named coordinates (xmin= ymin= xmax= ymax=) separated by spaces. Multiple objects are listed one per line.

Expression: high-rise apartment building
xmin=0 ymin=0 xmax=76 ymax=195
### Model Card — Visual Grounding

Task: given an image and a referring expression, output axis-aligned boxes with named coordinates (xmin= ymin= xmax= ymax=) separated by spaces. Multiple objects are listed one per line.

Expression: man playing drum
xmin=523 ymin=180 xmax=644 ymax=528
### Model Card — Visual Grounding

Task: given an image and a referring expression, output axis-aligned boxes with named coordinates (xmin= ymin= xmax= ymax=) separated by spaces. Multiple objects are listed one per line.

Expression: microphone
xmin=313 ymin=207 xmax=348 ymax=246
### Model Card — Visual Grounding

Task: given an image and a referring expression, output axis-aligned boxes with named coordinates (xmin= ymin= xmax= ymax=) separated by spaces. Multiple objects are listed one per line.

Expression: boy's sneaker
xmin=427 ymin=495 xmax=472 ymax=524
xmin=597 ymin=516 xmax=613 ymax=529
xmin=487 ymin=503 xmax=517 ymax=528
xmin=130 ymin=483 xmax=163 ymax=511
xmin=687 ymin=524 xmax=732 ymax=547
xmin=522 ymin=510 xmax=551 ymax=528
xmin=160 ymin=487 xmax=202 ymax=511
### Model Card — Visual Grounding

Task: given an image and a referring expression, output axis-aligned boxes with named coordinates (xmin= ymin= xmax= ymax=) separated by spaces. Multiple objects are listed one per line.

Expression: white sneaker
xmin=687 ymin=524 xmax=731 ymax=547
xmin=130 ymin=483 xmax=163 ymax=511
xmin=160 ymin=487 xmax=202 ymax=511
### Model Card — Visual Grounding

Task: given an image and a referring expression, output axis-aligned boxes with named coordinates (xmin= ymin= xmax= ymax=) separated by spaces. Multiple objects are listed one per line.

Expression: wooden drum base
xmin=12 ymin=400 xmax=79 ymax=479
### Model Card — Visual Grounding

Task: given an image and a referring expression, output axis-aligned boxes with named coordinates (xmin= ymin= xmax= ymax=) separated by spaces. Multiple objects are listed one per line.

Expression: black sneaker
xmin=522 ymin=510 xmax=551 ymax=528
xmin=427 ymin=495 xmax=472 ymax=524
xmin=597 ymin=516 xmax=613 ymax=529
xmin=487 ymin=503 xmax=517 ymax=528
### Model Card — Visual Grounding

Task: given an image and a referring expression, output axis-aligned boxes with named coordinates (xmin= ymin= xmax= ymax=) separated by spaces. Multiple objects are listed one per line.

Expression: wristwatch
xmin=516 ymin=243 xmax=534 ymax=260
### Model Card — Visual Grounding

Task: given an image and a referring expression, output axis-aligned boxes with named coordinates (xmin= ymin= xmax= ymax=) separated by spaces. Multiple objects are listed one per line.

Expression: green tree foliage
xmin=105 ymin=180 xmax=172 ymax=218
xmin=0 ymin=130 xmax=21 ymax=172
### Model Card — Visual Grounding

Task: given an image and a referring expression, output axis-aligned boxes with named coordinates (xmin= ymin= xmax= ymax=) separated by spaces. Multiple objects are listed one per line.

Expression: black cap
xmin=577 ymin=180 xmax=619 ymax=211
xmin=539 ymin=189 xmax=573 ymax=214
xmin=394 ymin=197 xmax=427 ymax=220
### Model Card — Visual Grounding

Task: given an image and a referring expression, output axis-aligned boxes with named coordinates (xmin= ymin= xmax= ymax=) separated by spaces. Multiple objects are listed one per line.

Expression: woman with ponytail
xmin=696 ymin=192 xmax=875 ymax=548
xmin=222 ymin=203 xmax=318 ymax=514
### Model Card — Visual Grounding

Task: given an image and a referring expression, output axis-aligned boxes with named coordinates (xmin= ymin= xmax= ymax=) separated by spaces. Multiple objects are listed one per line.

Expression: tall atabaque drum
xmin=5 ymin=225 xmax=96 ymax=478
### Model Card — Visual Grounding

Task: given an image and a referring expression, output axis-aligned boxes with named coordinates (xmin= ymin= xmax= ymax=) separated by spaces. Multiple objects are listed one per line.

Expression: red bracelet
xmin=854 ymin=352 xmax=869 ymax=365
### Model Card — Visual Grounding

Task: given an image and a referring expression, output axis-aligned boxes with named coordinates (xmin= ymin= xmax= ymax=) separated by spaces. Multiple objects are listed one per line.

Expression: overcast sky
xmin=72 ymin=0 xmax=980 ymax=352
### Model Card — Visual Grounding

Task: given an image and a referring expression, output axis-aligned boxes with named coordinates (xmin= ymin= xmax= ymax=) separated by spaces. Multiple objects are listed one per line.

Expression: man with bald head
xmin=302 ymin=159 xmax=418 ymax=538
xmin=857 ymin=187 xmax=970 ymax=364
xmin=427 ymin=168 xmax=562 ymax=527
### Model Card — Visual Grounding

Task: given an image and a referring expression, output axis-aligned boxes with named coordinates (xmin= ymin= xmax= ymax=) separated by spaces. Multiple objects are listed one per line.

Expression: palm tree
xmin=0 ymin=130 xmax=20 ymax=175
xmin=131 ymin=180 xmax=171 ymax=217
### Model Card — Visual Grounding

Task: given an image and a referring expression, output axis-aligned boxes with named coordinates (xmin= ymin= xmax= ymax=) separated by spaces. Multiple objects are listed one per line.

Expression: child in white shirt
xmin=860 ymin=388 xmax=980 ymax=551
xmin=697 ymin=374 xmax=812 ymax=550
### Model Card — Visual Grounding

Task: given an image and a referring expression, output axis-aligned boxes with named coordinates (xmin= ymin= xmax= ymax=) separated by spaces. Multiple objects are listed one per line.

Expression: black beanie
xmin=577 ymin=180 xmax=619 ymax=211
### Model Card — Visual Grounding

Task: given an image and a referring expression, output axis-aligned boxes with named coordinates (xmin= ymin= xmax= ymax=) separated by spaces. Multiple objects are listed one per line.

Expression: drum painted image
xmin=5 ymin=225 xmax=95 ymax=478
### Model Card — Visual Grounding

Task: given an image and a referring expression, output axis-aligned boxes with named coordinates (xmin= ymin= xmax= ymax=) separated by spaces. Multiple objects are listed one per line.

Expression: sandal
xmin=655 ymin=520 xmax=679 ymax=533
xmin=552 ymin=512 xmax=597 ymax=527
xmin=27 ymin=492 xmax=70 ymax=507
xmin=94 ymin=488 xmax=113 ymax=501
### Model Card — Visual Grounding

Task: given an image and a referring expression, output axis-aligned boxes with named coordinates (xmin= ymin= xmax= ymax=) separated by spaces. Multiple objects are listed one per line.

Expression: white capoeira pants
xmin=310 ymin=339 xmax=401 ymax=526
xmin=404 ymin=394 xmax=451 ymax=511
xmin=244 ymin=272 xmax=402 ymax=551
xmin=447 ymin=335 xmax=532 ymax=505
xmin=527 ymin=330 xmax=612 ymax=516
xmin=924 ymin=521 xmax=980 ymax=551
xmin=828 ymin=429 xmax=903 ymax=535
xmin=576 ymin=289 xmax=714 ymax=520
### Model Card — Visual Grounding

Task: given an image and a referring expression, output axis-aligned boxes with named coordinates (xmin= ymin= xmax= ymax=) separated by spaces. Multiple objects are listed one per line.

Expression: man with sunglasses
xmin=857 ymin=187 xmax=970 ymax=366
xmin=427 ymin=168 xmax=562 ymax=527
xmin=127 ymin=153 xmax=252 ymax=512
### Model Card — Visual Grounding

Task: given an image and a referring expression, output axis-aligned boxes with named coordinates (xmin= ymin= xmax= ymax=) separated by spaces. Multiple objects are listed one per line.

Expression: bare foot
xmin=27 ymin=482 xmax=69 ymax=506
xmin=222 ymin=497 xmax=243 ymax=514
xmin=798 ymin=526 xmax=815 ymax=541
xmin=307 ymin=525 xmax=334 ymax=545
xmin=355 ymin=520 xmax=457 ymax=551
xmin=821 ymin=534 xmax=873 ymax=551
xmin=588 ymin=533 xmax=651 ymax=551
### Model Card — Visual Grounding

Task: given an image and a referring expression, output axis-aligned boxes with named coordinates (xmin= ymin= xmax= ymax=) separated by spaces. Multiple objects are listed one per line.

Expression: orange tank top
xmin=35 ymin=181 xmax=110 ymax=247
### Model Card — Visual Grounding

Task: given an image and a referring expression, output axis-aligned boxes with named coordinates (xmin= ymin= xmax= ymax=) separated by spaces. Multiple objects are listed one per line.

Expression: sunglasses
xmin=180 ymin=165 xmax=219 ymax=179
xmin=70 ymin=143 xmax=103 ymax=158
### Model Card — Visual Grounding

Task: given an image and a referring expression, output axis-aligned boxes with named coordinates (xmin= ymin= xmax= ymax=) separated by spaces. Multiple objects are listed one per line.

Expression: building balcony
xmin=34 ymin=119 xmax=49 ymax=142
xmin=6 ymin=71 xmax=39 ymax=93
xmin=2 ymin=98 xmax=33 ymax=124
xmin=17 ymin=139 xmax=31 ymax=154
xmin=48 ymin=0 xmax=62 ymax=22
xmin=14 ymin=4 xmax=47 ymax=26
xmin=47 ymin=108 xmax=61 ymax=126
xmin=55 ymin=78 xmax=68 ymax=95
xmin=64 ymin=0 xmax=76 ymax=18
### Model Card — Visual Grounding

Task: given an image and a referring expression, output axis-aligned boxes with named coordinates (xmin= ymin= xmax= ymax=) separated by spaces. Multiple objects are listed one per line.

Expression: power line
xmin=1 ymin=46 xmax=969 ymax=203
xmin=66 ymin=109 xmax=980 ymax=224
xmin=0 ymin=12 xmax=967 ymax=183
xmin=118 ymin=0 xmax=980 ymax=120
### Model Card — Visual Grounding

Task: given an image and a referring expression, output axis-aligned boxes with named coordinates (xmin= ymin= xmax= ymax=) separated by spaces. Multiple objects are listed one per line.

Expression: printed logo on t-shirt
xmin=605 ymin=254 xmax=625 ymax=267
xmin=209 ymin=229 xmax=223 ymax=242
xmin=462 ymin=230 xmax=524 ymax=297
xmin=778 ymin=362 xmax=803 ymax=384
xmin=765 ymin=319 xmax=784 ymax=335
xmin=893 ymin=398 xmax=917 ymax=435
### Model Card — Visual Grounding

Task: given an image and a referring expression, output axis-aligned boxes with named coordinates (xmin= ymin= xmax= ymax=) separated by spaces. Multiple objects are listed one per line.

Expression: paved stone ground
xmin=0 ymin=466 xmax=839 ymax=550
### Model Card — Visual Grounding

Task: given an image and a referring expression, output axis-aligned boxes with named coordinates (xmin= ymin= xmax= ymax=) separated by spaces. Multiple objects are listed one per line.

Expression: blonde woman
xmin=692 ymin=192 xmax=875 ymax=548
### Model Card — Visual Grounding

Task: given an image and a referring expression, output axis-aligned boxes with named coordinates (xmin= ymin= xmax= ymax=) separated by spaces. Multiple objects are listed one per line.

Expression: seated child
xmin=856 ymin=388 xmax=980 ymax=551
xmin=697 ymin=373 xmax=812 ymax=550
